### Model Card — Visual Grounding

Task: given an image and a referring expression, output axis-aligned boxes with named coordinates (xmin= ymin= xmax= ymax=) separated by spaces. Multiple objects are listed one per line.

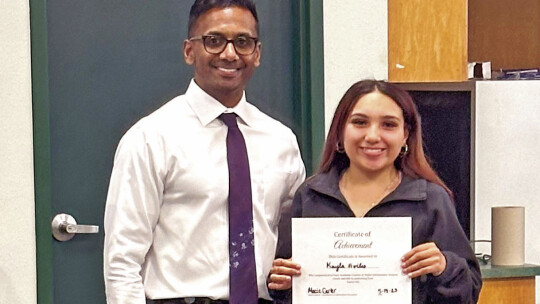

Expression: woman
xmin=269 ymin=80 xmax=482 ymax=303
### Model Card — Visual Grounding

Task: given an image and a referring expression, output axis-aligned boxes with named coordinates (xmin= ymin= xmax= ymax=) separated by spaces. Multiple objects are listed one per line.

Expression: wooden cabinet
xmin=388 ymin=0 xmax=467 ymax=82
xmin=477 ymin=263 xmax=540 ymax=304
xmin=388 ymin=0 xmax=540 ymax=82
xmin=478 ymin=277 xmax=535 ymax=304
xmin=469 ymin=0 xmax=540 ymax=72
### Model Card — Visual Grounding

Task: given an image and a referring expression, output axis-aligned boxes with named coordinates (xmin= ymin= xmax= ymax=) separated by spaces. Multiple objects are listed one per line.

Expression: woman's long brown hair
xmin=319 ymin=80 xmax=453 ymax=198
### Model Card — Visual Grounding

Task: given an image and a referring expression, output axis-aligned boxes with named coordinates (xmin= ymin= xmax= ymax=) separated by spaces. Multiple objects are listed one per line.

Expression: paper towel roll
xmin=491 ymin=206 xmax=525 ymax=266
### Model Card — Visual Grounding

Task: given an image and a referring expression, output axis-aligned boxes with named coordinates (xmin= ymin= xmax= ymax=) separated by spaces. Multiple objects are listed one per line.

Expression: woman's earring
xmin=400 ymin=144 xmax=409 ymax=156
xmin=336 ymin=142 xmax=345 ymax=153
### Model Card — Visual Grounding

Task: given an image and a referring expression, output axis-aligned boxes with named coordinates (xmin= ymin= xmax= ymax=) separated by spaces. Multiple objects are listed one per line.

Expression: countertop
xmin=480 ymin=262 xmax=540 ymax=279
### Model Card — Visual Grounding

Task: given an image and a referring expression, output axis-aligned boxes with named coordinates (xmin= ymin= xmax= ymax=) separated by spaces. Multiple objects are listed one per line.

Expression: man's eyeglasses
xmin=189 ymin=34 xmax=259 ymax=55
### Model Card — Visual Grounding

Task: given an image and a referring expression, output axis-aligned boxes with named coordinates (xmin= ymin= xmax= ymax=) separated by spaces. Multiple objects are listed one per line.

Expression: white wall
xmin=323 ymin=0 xmax=388 ymax=133
xmin=0 ymin=1 xmax=37 ymax=303
xmin=474 ymin=81 xmax=540 ymax=302
xmin=474 ymin=80 xmax=540 ymax=264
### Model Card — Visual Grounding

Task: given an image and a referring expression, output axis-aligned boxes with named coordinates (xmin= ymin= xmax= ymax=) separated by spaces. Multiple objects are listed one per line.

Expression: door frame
xmin=30 ymin=1 xmax=324 ymax=303
xmin=30 ymin=0 xmax=54 ymax=302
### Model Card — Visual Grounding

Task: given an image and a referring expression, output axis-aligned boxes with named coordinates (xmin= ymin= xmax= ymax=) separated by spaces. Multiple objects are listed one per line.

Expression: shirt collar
xmin=185 ymin=79 xmax=254 ymax=127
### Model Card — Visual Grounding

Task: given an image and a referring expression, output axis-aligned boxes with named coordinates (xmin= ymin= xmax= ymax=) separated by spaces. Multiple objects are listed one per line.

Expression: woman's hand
xmin=401 ymin=242 xmax=446 ymax=278
xmin=268 ymin=258 xmax=302 ymax=290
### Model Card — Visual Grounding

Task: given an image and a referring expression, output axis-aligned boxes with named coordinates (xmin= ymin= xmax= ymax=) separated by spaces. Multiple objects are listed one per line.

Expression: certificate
xmin=292 ymin=217 xmax=411 ymax=304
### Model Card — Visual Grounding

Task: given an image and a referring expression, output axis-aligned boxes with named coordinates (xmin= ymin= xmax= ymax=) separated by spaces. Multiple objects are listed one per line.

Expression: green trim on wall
xmin=29 ymin=0 xmax=53 ymax=303
xmin=298 ymin=0 xmax=325 ymax=175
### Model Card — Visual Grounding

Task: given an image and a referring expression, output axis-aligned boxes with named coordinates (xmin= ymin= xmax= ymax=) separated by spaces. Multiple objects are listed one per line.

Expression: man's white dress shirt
xmin=103 ymin=80 xmax=305 ymax=303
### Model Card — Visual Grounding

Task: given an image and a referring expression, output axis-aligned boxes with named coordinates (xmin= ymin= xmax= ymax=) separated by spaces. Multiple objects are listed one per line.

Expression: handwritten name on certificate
xmin=292 ymin=217 xmax=411 ymax=304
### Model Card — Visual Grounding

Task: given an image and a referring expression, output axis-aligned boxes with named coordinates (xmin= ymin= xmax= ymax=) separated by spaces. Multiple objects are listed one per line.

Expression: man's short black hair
xmin=188 ymin=0 xmax=259 ymax=37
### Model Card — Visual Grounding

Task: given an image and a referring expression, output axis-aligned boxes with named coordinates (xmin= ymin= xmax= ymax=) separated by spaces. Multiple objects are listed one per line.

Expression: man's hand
xmin=268 ymin=258 xmax=301 ymax=290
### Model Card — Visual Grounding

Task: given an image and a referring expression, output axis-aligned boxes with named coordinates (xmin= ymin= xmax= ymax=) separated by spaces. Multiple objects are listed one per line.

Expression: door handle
xmin=52 ymin=213 xmax=99 ymax=241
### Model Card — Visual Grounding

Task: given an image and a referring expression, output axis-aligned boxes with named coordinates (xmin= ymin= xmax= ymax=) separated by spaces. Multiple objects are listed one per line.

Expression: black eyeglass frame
xmin=189 ymin=35 xmax=259 ymax=55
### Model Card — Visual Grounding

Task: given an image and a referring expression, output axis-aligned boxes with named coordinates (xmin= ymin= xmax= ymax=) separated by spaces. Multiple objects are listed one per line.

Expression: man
xmin=103 ymin=0 xmax=305 ymax=303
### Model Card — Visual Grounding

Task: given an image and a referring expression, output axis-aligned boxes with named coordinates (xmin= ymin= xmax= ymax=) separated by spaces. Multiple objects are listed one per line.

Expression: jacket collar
xmin=306 ymin=166 xmax=428 ymax=204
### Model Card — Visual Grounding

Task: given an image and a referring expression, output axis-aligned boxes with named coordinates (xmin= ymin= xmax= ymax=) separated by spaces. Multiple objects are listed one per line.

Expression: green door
xmin=31 ymin=1 xmax=324 ymax=303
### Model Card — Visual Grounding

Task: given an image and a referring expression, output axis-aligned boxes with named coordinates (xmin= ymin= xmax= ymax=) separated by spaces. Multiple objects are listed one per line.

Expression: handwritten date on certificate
xmin=292 ymin=217 xmax=412 ymax=304
xmin=378 ymin=288 xmax=399 ymax=296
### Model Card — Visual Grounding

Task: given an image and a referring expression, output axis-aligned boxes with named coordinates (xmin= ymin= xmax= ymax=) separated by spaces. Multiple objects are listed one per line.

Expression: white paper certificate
xmin=292 ymin=217 xmax=412 ymax=304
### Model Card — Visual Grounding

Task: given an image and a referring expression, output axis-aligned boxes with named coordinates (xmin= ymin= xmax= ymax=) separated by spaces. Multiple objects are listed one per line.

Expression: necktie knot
xmin=220 ymin=113 xmax=238 ymax=128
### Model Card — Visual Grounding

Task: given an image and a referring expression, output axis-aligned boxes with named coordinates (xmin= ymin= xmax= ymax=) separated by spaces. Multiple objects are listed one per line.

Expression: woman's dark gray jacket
xmin=275 ymin=167 xmax=482 ymax=304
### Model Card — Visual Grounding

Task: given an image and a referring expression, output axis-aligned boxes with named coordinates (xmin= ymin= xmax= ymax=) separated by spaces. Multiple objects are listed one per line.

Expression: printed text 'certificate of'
xmin=292 ymin=217 xmax=411 ymax=304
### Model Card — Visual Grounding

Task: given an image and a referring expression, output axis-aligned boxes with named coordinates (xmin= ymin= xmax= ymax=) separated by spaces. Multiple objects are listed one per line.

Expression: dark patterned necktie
xmin=219 ymin=113 xmax=258 ymax=304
